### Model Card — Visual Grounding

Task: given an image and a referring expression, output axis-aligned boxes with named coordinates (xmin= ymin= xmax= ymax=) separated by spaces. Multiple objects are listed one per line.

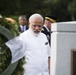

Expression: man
xmin=6 ymin=13 xmax=50 ymax=75
xmin=18 ymin=15 xmax=28 ymax=33
xmin=42 ymin=16 xmax=58 ymax=45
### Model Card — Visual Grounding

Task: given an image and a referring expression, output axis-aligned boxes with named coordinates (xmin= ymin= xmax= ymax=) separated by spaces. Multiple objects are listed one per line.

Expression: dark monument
xmin=72 ymin=50 xmax=76 ymax=75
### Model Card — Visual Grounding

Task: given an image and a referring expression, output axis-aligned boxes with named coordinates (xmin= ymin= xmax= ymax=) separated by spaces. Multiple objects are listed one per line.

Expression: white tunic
xmin=19 ymin=29 xmax=50 ymax=75
xmin=6 ymin=29 xmax=50 ymax=75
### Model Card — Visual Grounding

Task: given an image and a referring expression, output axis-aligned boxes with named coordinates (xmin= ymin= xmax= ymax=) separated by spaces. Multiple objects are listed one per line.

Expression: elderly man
xmin=6 ymin=13 xmax=50 ymax=75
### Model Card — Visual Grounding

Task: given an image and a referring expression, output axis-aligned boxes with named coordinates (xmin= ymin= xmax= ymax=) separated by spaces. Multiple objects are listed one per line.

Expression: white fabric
xmin=5 ymin=36 xmax=26 ymax=63
xmin=5 ymin=29 xmax=50 ymax=75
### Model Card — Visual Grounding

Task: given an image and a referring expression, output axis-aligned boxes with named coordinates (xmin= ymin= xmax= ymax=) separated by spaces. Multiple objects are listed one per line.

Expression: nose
xmin=35 ymin=26 xmax=40 ymax=29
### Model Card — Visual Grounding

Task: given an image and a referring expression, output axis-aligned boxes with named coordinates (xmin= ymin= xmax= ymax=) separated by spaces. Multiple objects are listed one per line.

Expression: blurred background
xmin=0 ymin=0 xmax=76 ymax=22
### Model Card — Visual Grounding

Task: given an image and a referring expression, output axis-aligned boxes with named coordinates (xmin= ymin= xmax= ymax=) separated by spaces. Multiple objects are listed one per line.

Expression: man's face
xmin=19 ymin=18 xmax=27 ymax=25
xmin=45 ymin=19 xmax=52 ymax=30
xmin=29 ymin=18 xmax=43 ymax=34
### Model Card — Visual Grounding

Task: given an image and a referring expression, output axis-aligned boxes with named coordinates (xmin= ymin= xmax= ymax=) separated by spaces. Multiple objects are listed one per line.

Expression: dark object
xmin=45 ymin=16 xmax=58 ymax=23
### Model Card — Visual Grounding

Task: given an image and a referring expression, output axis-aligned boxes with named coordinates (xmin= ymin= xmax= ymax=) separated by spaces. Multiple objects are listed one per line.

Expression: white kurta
xmin=6 ymin=29 xmax=50 ymax=75
xmin=21 ymin=29 xmax=50 ymax=75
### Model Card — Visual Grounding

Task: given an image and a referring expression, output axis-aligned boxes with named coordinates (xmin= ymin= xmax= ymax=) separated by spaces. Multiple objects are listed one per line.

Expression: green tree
xmin=68 ymin=0 xmax=76 ymax=20
xmin=0 ymin=0 xmax=76 ymax=22
xmin=48 ymin=0 xmax=72 ymax=22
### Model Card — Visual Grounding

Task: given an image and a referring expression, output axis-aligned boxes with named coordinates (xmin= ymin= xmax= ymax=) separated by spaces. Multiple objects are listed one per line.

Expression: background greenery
xmin=0 ymin=0 xmax=76 ymax=22
xmin=0 ymin=17 xmax=25 ymax=75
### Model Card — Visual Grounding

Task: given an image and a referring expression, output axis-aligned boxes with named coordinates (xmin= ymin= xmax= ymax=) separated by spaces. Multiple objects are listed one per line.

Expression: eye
xmin=32 ymin=25 xmax=42 ymax=28
xmin=32 ymin=25 xmax=36 ymax=27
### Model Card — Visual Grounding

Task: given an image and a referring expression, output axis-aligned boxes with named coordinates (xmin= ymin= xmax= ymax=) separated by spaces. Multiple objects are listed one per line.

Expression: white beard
xmin=29 ymin=28 xmax=40 ymax=36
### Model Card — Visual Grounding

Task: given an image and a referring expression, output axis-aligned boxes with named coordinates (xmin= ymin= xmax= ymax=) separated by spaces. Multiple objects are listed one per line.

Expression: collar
xmin=43 ymin=25 xmax=50 ymax=32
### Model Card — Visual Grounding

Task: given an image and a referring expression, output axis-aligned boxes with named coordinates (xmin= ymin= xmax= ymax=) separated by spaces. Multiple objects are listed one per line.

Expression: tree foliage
xmin=0 ymin=17 xmax=25 ymax=75
xmin=68 ymin=0 xmax=76 ymax=20
xmin=0 ymin=0 xmax=76 ymax=24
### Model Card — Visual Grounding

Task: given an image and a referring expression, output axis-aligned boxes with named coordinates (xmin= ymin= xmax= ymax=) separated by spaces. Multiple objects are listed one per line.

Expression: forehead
xmin=45 ymin=20 xmax=52 ymax=23
xmin=31 ymin=18 xmax=43 ymax=24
